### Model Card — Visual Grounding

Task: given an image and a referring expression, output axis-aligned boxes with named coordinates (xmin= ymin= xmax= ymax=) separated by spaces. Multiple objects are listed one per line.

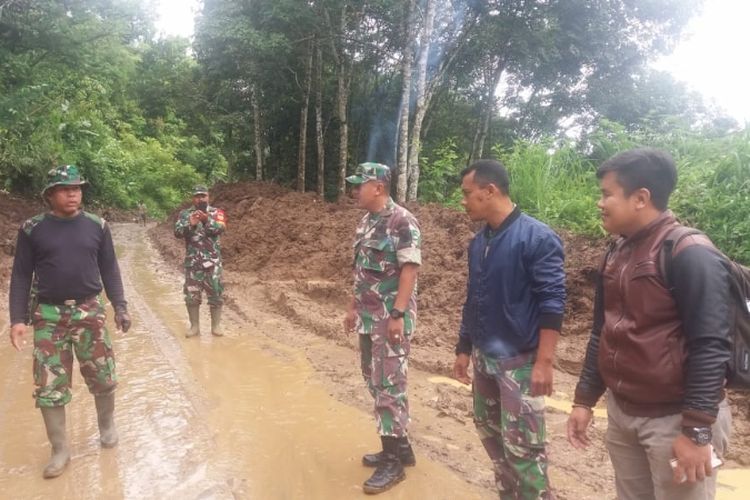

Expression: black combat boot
xmin=362 ymin=436 xmax=406 ymax=494
xmin=362 ymin=436 xmax=416 ymax=467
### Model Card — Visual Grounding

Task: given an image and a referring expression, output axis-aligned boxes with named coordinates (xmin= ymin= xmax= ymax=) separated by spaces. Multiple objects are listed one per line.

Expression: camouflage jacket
xmin=352 ymin=197 xmax=421 ymax=335
xmin=174 ymin=205 xmax=226 ymax=270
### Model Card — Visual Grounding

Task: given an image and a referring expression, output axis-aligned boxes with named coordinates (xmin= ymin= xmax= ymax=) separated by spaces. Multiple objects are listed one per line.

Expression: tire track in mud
xmin=111 ymin=228 xmax=235 ymax=499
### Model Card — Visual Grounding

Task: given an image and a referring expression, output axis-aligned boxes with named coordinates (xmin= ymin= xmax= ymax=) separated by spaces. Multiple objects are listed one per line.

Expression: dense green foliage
xmin=0 ymin=0 xmax=748 ymax=259
xmin=0 ymin=0 xmax=222 ymax=215
xmin=422 ymin=123 xmax=750 ymax=264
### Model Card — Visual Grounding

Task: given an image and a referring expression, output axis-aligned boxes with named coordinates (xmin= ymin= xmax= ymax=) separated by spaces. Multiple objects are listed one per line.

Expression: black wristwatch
xmin=389 ymin=308 xmax=405 ymax=319
xmin=682 ymin=426 xmax=712 ymax=446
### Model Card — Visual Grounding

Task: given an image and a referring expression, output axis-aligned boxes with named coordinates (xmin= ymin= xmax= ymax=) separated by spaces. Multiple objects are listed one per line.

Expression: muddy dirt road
xmin=0 ymin=223 xmax=491 ymax=499
xmin=1 ymin=222 xmax=747 ymax=499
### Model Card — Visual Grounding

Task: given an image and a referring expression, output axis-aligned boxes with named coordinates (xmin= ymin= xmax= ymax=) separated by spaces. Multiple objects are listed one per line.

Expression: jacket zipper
xmin=476 ymin=233 xmax=491 ymax=340
xmin=612 ymin=258 xmax=628 ymax=391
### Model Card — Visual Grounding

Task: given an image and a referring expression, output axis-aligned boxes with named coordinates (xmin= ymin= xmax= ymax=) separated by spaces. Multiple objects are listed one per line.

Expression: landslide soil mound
xmin=153 ymin=181 xmax=603 ymax=374
xmin=151 ymin=181 xmax=749 ymax=466
xmin=0 ymin=192 xmax=43 ymax=287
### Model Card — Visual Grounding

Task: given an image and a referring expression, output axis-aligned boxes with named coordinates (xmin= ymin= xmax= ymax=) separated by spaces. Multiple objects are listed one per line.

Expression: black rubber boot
xmin=40 ymin=406 xmax=71 ymax=479
xmin=362 ymin=436 xmax=416 ymax=467
xmin=363 ymin=436 xmax=406 ymax=494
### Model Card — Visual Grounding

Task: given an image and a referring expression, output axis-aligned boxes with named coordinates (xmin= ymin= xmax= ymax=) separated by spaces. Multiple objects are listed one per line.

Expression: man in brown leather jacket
xmin=567 ymin=148 xmax=732 ymax=500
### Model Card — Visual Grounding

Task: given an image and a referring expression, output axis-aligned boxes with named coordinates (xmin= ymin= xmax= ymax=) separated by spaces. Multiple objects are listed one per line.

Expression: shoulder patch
xmin=82 ymin=211 xmax=106 ymax=229
xmin=21 ymin=213 xmax=47 ymax=236
xmin=213 ymin=208 xmax=227 ymax=225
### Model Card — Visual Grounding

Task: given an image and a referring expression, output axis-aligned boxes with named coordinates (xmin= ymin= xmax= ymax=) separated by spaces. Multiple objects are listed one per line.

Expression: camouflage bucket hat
xmin=42 ymin=165 xmax=87 ymax=196
xmin=345 ymin=162 xmax=391 ymax=185
xmin=192 ymin=185 xmax=209 ymax=195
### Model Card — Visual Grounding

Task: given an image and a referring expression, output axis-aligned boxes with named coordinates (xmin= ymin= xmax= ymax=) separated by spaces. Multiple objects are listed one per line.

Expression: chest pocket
xmin=357 ymin=238 xmax=396 ymax=272
xmin=628 ymin=260 xmax=676 ymax=323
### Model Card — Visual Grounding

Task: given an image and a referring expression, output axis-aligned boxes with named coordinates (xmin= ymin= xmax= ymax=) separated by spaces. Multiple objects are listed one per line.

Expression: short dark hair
xmin=597 ymin=148 xmax=677 ymax=211
xmin=461 ymin=159 xmax=510 ymax=195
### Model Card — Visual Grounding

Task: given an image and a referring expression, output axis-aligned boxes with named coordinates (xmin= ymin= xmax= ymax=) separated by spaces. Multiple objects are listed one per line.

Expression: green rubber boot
xmin=40 ymin=406 xmax=71 ymax=479
xmin=95 ymin=391 xmax=119 ymax=448
xmin=210 ymin=305 xmax=223 ymax=336
xmin=186 ymin=304 xmax=200 ymax=337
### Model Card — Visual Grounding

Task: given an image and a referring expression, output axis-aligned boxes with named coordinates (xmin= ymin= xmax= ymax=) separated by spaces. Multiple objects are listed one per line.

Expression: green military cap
xmin=192 ymin=185 xmax=209 ymax=195
xmin=345 ymin=162 xmax=391 ymax=185
xmin=42 ymin=165 xmax=87 ymax=196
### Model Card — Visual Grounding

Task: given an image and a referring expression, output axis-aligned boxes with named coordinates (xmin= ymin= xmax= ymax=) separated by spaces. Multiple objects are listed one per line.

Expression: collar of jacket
xmin=617 ymin=210 xmax=676 ymax=248
xmin=483 ymin=205 xmax=521 ymax=239
xmin=370 ymin=197 xmax=396 ymax=219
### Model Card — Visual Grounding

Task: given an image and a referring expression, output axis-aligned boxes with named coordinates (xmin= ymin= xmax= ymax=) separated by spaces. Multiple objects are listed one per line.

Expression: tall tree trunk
xmin=336 ymin=71 xmax=350 ymax=200
xmin=251 ymin=82 xmax=263 ymax=181
xmin=406 ymin=0 xmax=436 ymax=202
xmin=470 ymin=63 xmax=504 ymax=163
xmin=326 ymin=5 xmax=355 ymax=201
xmin=315 ymin=38 xmax=325 ymax=198
xmin=297 ymin=42 xmax=313 ymax=192
xmin=396 ymin=0 xmax=417 ymax=203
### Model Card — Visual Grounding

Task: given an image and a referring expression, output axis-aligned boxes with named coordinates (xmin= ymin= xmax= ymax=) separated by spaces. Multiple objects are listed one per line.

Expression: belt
xmin=37 ymin=294 xmax=98 ymax=306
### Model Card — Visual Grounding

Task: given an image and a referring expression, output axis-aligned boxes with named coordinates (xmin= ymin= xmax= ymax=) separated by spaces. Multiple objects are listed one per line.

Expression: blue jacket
xmin=456 ymin=208 xmax=566 ymax=359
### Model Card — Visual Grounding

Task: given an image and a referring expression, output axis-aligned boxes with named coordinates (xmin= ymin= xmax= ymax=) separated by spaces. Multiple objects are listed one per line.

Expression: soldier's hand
xmin=387 ymin=317 xmax=404 ymax=344
xmin=198 ymin=210 xmax=208 ymax=222
xmin=343 ymin=309 xmax=357 ymax=333
xmin=114 ymin=306 xmax=132 ymax=333
xmin=453 ymin=353 xmax=472 ymax=385
xmin=189 ymin=212 xmax=201 ymax=226
xmin=10 ymin=323 xmax=27 ymax=351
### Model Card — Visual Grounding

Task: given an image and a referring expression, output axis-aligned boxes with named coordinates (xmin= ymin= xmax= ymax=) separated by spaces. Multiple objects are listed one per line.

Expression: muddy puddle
xmin=0 ymin=224 xmax=487 ymax=499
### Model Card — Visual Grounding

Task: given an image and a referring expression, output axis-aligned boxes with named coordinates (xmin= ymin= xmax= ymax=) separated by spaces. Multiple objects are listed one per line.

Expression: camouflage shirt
xmin=174 ymin=205 xmax=226 ymax=270
xmin=352 ymin=197 xmax=421 ymax=335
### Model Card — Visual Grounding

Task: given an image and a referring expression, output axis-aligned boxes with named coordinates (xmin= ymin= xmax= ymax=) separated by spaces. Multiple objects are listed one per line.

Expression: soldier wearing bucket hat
xmin=9 ymin=164 xmax=131 ymax=479
xmin=174 ymin=185 xmax=227 ymax=338
xmin=342 ymin=162 xmax=422 ymax=494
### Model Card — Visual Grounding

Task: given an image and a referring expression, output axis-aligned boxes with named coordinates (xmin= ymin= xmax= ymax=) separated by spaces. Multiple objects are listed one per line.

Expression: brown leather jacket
xmin=575 ymin=211 xmax=731 ymax=425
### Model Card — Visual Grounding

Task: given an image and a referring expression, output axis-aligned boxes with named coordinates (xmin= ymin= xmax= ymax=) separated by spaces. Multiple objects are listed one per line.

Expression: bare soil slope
xmin=151 ymin=182 xmax=749 ymax=468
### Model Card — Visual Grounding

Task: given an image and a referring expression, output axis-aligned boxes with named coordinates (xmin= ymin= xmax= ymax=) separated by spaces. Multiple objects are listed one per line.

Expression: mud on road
xmin=151 ymin=182 xmax=749 ymax=499
xmin=0 ymin=222 xmax=495 ymax=499
xmin=0 ymin=185 xmax=747 ymax=499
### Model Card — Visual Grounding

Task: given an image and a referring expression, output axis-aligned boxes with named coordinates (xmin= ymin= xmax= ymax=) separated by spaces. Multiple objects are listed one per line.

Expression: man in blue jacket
xmin=453 ymin=159 xmax=566 ymax=499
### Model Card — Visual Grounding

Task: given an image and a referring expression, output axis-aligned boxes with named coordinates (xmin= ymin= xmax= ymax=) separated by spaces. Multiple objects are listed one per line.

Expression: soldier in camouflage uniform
xmin=8 ymin=165 xmax=131 ymax=479
xmin=453 ymin=160 xmax=566 ymax=499
xmin=174 ymin=185 xmax=226 ymax=337
xmin=343 ymin=163 xmax=421 ymax=495
xmin=137 ymin=200 xmax=147 ymax=226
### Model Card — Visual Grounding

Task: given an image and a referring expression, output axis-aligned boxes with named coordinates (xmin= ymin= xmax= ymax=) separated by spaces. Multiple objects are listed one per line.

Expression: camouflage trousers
xmin=472 ymin=349 xmax=552 ymax=500
xmin=359 ymin=328 xmax=410 ymax=437
xmin=32 ymin=296 xmax=117 ymax=408
xmin=183 ymin=264 xmax=224 ymax=306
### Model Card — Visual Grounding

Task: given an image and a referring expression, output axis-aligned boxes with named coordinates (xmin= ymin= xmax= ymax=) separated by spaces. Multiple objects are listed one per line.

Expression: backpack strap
xmin=659 ymin=225 xmax=706 ymax=291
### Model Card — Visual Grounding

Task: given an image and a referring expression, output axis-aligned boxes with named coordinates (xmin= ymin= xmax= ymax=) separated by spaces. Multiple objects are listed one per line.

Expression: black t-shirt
xmin=9 ymin=211 xmax=126 ymax=324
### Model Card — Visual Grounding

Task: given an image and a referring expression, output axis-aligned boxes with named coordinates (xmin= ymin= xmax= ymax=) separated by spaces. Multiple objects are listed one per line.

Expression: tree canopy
xmin=0 ymin=0 xmax=743 ymax=213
